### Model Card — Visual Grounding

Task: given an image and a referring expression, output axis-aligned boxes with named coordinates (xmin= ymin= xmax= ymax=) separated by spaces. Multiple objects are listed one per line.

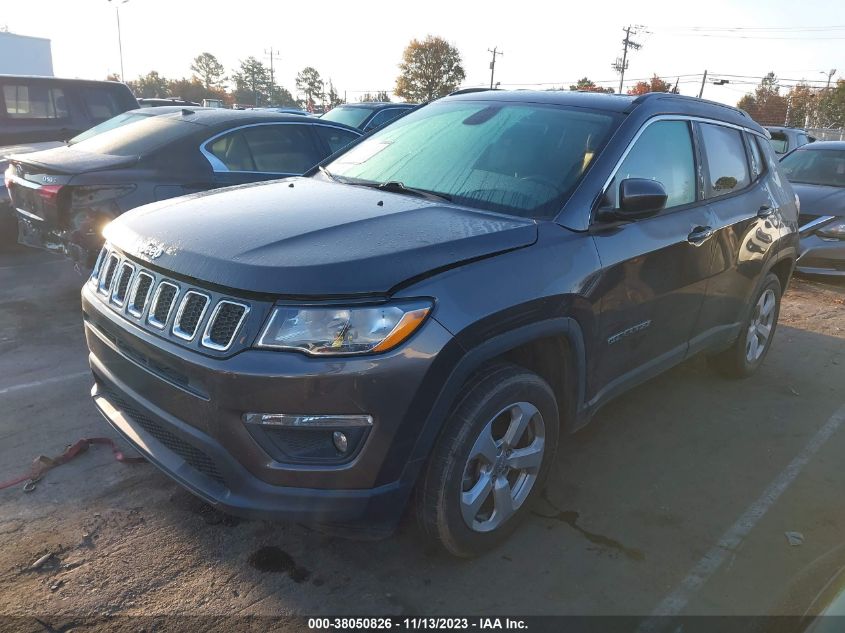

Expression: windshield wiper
xmin=369 ymin=180 xmax=452 ymax=203
xmin=318 ymin=165 xmax=341 ymax=182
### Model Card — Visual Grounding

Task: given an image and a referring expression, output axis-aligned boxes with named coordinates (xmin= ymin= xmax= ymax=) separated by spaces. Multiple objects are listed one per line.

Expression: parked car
xmin=83 ymin=91 xmax=797 ymax=557
xmin=780 ymin=141 xmax=845 ymax=276
xmin=0 ymin=75 xmax=138 ymax=245
xmin=321 ymin=102 xmax=417 ymax=132
xmin=137 ymin=97 xmax=201 ymax=108
xmin=6 ymin=109 xmax=361 ymax=263
xmin=765 ymin=126 xmax=815 ymax=155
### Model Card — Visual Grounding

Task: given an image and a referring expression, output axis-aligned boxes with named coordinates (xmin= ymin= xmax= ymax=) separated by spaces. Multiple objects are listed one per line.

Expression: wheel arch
xmin=407 ymin=316 xmax=588 ymax=467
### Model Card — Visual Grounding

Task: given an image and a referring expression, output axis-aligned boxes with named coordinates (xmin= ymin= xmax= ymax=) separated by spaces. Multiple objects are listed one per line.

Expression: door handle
xmin=687 ymin=226 xmax=713 ymax=245
xmin=757 ymin=205 xmax=774 ymax=218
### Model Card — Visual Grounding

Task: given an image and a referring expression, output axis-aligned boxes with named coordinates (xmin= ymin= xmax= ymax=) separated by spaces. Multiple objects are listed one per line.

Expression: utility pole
xmin=698 ymin=70 xmax=708 ymax=98
xmin=825 ymin=68 xmax=837 ymax=90
xmin=488 ymin=47 xmax=503 ymax=89
xmin=612 ymin=26 xmax=643 ymax=93
xmin=107 ymin=0 xmax=129 ymax=81
xmin=264 ymin=47 xmax=278 ymax=104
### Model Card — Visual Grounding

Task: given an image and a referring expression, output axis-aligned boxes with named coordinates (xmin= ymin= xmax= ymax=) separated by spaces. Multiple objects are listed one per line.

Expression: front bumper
xmin=83 ymin=282 xmax=454 ymax=526
xmin=796 ymin=232 xmax=845 ymax=277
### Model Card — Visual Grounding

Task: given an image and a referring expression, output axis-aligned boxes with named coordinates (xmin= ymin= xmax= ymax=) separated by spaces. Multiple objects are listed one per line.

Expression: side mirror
xmin=617 ymin=178 xmax=668 ymax=219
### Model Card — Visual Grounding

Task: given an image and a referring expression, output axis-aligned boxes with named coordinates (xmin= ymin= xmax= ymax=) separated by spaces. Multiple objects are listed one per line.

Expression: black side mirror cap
xmin=616 ymin=178 xmax=668 ymax=219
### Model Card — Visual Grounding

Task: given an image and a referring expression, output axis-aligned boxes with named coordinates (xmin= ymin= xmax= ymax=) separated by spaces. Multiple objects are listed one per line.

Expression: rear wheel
xmin=415 ymin=364 xmax=559 ymax=557
xmin=709 ymin=272 xmax=782 ymax=378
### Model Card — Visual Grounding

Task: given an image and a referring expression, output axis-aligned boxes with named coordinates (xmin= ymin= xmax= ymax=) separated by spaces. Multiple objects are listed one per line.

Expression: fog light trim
xmin=243 ymin=413 xmax=373 ymax=428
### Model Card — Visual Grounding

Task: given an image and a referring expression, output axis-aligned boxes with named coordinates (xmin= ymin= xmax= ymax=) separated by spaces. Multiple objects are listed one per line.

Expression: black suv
xmin=82 ymin=91 xmax=798 ymax=556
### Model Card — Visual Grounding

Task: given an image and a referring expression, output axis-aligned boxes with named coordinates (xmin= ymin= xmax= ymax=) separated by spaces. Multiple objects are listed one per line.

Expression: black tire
xmin=414 ymin=363 xmax=559 ymax=557
xmin=709 ymin=272 xmax=782 ymax=379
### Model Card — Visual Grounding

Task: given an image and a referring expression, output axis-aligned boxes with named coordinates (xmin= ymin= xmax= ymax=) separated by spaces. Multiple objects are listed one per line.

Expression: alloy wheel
xmin=460 ymin=401 xmax=545 ymax=532
xmin=746 ymin=288 xmax=777 ymax=363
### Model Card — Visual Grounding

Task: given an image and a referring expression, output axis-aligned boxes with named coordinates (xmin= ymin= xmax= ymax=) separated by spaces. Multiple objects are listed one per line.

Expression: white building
xmin=0 ymin=31 xmax=53 ymax=76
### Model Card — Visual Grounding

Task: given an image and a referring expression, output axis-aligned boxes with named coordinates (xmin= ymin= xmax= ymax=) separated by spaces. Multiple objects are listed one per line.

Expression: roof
xmin=441 ymin=89 xmax=765 ymax=134
xmin=154 ymin=108 xmax=360 ymax=132
xmin=0 ymin=74 xmax=125 ymax=87
xmin=791 ymin=140 xmax=845 ymax=151
xmin=331 ymin=102 xmax=414 ymax=110
xmin=764 ymin=126 xmax=806 ymax=133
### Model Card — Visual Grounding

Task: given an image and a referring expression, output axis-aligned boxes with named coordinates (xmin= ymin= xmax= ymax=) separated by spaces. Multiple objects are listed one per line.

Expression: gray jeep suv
xmin=82 ymin=91 xmax=799 ymax=556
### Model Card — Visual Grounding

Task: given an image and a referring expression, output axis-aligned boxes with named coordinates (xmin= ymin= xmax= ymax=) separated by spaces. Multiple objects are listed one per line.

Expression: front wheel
xmin=709 ymin=272 xmax=782 ymax=378
xmin=414 ymin=364 xmax=559 ymax=557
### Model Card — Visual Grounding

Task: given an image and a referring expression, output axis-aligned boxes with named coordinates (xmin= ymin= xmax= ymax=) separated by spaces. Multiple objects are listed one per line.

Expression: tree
xmin=325 ymin=79 xmax=344 ymax=109
xmin=736 ymin=72 xmax=788 ymax=126
xmin=296 ymin=67 xmax=325 ymax=111
xmin=568 ymin=77 xmax=614 ymax=93
xmin=191 ymin=52 xmax=226 ymax=91
xmin=394 ymin=35 xmax=465 ymax=102
xmin=231 ymin=57 xmax=272 ymax=106
xmin=133 ymin=71 xmax=170 ymax=98
xmin=360 ymin=91 xmax=391 ymax=102
xmin=270 ymin=85 xmax=298 ymax=108
xmin=816 ymin=79 xmax=845 ymax=128
xmin=627 ymin=75 xmax=673 ymax=95
xmin=167 ymin=78 xmax=208 ymax=104
xmin=783 ymin=82 xmax=818 ymax=128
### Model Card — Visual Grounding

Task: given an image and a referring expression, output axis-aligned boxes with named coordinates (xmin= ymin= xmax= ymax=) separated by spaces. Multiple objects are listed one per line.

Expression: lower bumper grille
xmin=100 ymin=384 xmax=225 ymax=485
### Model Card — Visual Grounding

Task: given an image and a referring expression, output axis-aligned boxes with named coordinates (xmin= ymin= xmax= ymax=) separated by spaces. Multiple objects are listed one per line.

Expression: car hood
xmin=791 ymin=182 xmax=845 ymax=217
xmin=11 ymin=146 xmax=137 ymax=174
xmin=105 ymin=178 xmax=538 ymax=296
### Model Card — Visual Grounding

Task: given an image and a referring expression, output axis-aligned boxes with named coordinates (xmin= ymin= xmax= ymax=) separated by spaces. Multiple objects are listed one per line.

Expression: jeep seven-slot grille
xmin=89 ymin=248 xmax=251 ymax=353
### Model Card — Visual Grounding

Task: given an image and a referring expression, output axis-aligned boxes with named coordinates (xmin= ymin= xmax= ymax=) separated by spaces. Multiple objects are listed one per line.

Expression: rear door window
xmin=206 ymin=124 xmax=323 ymax=174
xmin=606 ymin=120 xmax=696 ymax=210
xmin=313 ymin=125 xmax=360 ymax=154
xmin=2 ymin=83 xmax=69 ymax=119
xmin=699 ymin=123 xmax=751 ymax=198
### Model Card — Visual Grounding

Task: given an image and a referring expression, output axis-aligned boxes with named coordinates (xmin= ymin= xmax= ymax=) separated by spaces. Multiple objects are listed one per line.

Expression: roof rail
xmin=447 ymin=87 xmax=499 ymax=96
xmin=631 ymin=91 xmax=751 ymax=119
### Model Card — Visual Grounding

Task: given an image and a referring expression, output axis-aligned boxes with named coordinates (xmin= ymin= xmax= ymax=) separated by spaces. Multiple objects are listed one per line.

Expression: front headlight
xmin=817 ymin=219 xmax=845 ymax=239
xmin=256 ymin=300 xmax=432 ymax=355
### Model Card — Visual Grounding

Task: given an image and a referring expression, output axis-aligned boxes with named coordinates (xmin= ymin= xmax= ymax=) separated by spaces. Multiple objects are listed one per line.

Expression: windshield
xmin=768 ymin=132 xmax=789 ymax=154
xmin=321 ymin=106 xmax=375 ymax=129
xmin=324 ymin=100 xmax=621 ymax=219
xmin=780 ymin=148 xmax=845 ymax=187
xmin=68 ymin=110 xmax=155 ymax=145
xmin=67 ymin=115 xmax=192 ymax=156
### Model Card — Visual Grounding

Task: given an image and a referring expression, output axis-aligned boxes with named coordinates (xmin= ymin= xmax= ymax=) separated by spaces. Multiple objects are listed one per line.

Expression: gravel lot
xmin=1 ymin=244 xmax=844 ymax=630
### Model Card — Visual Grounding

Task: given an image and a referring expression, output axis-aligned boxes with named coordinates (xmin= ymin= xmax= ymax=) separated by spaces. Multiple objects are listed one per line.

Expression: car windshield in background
xmin=68 ymin=111 xmax=155 ymax=145
xmin=67 ymin=115 xmax=191 ymax=156
xmin=769 ymin=132 xmax=789 ymax=154
xmin=780 ymin=149 xmax=845 ymax=187
xmin=321 ymin=106 xmax=376 ymax=129
xmin=325 ymin=101 xmax=621 ymax=219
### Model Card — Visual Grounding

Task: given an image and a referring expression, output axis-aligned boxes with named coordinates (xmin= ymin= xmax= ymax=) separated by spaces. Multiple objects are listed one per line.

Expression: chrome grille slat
xmin=202 ymin=301 xmax=250 ymax=351
xmin=97 ymin=254 xmax=120 ymax=295
xmin=147 ymin=281 xmax=179 ymax=329
xmin=172 ymin=291 xmax=210 ymax=341
xmin=91 ymin=247 xmax=108 ymax=282
xmin=127 ymin=272 xmax=154 ymax=318
xmin=110 ymin=262 xmax=135 ymax=307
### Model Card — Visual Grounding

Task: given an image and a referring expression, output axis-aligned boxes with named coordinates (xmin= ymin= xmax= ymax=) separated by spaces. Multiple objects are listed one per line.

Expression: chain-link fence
xmin=806 ymin=128 xmax=845 ymax=141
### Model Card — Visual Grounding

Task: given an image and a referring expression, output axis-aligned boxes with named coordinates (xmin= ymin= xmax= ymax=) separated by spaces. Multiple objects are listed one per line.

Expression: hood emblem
xmin=137 ymin=239 xmax=165 ymax=260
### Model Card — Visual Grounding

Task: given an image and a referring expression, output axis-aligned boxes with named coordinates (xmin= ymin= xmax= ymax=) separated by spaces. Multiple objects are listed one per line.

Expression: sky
xmin=3 ymin=0 xmax=844 ymax=106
